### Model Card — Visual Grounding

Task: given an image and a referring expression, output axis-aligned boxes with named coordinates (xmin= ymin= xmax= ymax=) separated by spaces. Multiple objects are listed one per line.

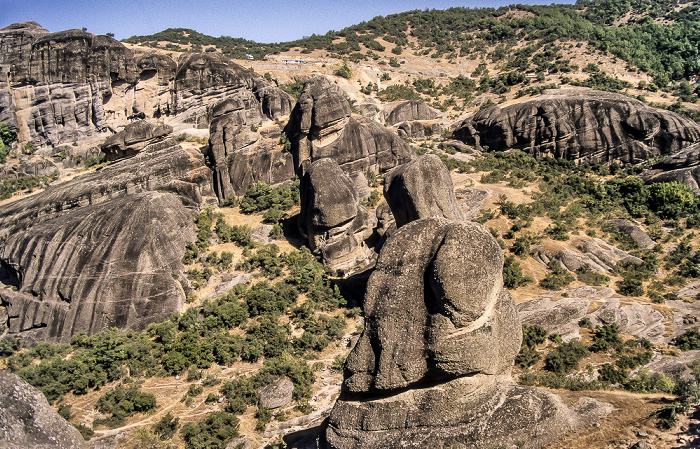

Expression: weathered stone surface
xmin=101 ymin=120 xmax=173 ymax=161
xmin=298 ymin=158 xmax=375 ymax=272
xmin=135 ymin=51 xmax=177 ymax=86
xmin=0 ymin=191 xmax=194 ymax=343
xmin=327 ymin=375 xmax=613 ymax=449
xmin=0 ymin=156 xmax=57 ymax=179
xmin=456 ymin=187 xmax=488 ymax=220
xmin=642 ymin=141 xmax=700 ymax=192
xmin=586 ymin=298 xmax=667 ymax=344
xmin=325 ymin=216 xmax=613 ymax=448
xmin=207 ymin=94 xmax=294 ymax=200
xmin=173 ymin=52 xmax=293 ymax=128
xmin=258 ymin=377 xmax=294 ymax=410
xmin=383 ymin=100 xmax=439 ymax=125
xmin=286 ymin=77 xmax=414 ymax=176
xmin=0 ymin=137 xmax=212 ymax=239
xmin=604 ymin=219 xmax=655 ymax=249
xmin=517 ymin=297 xmax=591 ymax=342
xmin=0 ymin=22 xmax=50 ymax=86
xmin=453 ymin=89 xmax=700 ymax=164
xmin=344 ymin=218 xmax=520 ymax=393
xmin=226 ymin=435 xmax=252 ymax=449
xmin=396 ymin=121 xmax=443 ymax=139
xmin=384 ymin=154 xmax=465 ymax=228
xmin=535 ymin=238 xmax=643 ymax=274
xmin=0 ymin=370 xmax=86 ymax=448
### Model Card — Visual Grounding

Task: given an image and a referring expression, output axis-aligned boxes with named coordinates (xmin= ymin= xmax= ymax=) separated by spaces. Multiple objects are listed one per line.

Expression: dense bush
xmin=544 ymin=339 xmax=589 ymax=374
xmin=94 ymin=382 xmax=157 ymax=428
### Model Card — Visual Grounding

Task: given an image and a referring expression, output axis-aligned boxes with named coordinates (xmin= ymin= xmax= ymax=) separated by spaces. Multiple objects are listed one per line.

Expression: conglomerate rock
xmin=286 ymin=76 xmax=414 ymax=176
xmin=0 ymin=370 xmax=86 ymax=449
xmin=325 ymin=217 xmax=612 ymax=448
xmin=298 ymin=158 xmax=375 ymax=272
xmin=384 ymin=154 xmax=465 ymax=228
xmin=453 ymin=89 xmax=700 ymax=164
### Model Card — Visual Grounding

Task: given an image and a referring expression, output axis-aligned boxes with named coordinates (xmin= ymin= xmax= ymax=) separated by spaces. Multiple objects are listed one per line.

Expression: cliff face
xmin=453 ymin=89 xmax=700 ymax=164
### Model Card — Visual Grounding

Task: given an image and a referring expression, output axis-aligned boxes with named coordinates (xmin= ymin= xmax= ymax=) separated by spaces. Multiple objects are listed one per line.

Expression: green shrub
xmin=576 ymin=266 xmax=609 ymax=286
xmin=503 ymin=256 xmax=533 ymax=289
xmin=539 ymin=261 xmax=574 ymax=290
xmin=180 ymin=411 xmax=240 ymax=449
xmin=335 ymin=63 xmax=352 ymax=79
xmin=94 ymin=383 xmax=157 ymax=428
xmin=674 ymin=327 xmax=700 ymax=350
xmin=544 ymin=339 xmax=589 ymax=374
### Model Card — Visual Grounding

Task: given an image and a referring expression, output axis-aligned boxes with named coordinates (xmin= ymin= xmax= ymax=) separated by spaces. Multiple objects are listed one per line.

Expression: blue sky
xmin=2 ymin=0 xmax=576 ymax=43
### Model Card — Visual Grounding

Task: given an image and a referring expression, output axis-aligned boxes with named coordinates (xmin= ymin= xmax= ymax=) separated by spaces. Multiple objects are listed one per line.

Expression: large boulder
xmin=258 ymin=377 xmax=294 ymax=410
xmin=384 ymin=154 xmax=465 ymax=228
xmin=136 ymin=51 xmax=177 ymax=86
xmin=383 ymin=100 xmax=439 ymax=125
xmin=453 ymin=89 xmax=700 ymax=165
xmin=101 ymin=120 xmax=173 ymax=161
xmin=604 ymin=219 xmax=655 ymax=249
xmin=173 ymin=52 xmax=293 ymax=128
xmin=0 ymin=370 xmax=86 ymax=448
xmin=326 ymin=217 xmax=612 ymax=448
xmin=285 ymin=77 xmax=414 ymax=176
xmin=298 ymin=158 xmax=375 ymax=273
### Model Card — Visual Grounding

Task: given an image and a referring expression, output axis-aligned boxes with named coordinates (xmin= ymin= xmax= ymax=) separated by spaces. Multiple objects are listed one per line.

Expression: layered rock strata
xmin=101 ymin=119 xmax=173 ymax=161
xmin=453 ymin=89 xmax=700 ymax=164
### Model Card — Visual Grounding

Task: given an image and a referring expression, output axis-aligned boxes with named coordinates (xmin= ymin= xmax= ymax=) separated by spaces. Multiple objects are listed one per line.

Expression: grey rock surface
xmin=396 ymin=120 xmax=443 ymax=139
xmin=535 ymin=238 xmax=643 ymax=274
xmin=258 ymin=377 xmax=294 ymax=410
xmin=101 ymin=120 xmax=173 ymax=161
xmin=383 ymin=100 xmax=439 ymax=125
xmin=0 ymin=370 xmax=86 ymax=449
xmin=604 ymin=219 xmax=655 ymax=249
xmin=384 ymin=154 xmax=465 ymax=228
xmin=643 ymin=141 xmax=700 ymax=192
xmin=454 ymin=89 xmax=700 ymax=164
xmin=298 ymin=158 xmax=375 ymax=272
xmin=286 ymin=77 xmax=414 ymax=176
xmin=344 ymin=218 xmax=520 ymax=394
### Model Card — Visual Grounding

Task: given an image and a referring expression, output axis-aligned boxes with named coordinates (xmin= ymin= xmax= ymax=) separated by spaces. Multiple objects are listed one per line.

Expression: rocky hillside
xmin=1 ymin=1 xmax=700 ymax=448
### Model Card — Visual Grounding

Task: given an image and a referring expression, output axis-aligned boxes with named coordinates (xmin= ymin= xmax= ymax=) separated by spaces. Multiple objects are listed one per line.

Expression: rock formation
xmin=453 ymin=89 xmax=700 ymax=164
xmin=534 ymin=238 xmax=643 ymax=274
xmin=285 ymin=77 xmax=414 ymax=176
xmin=0 ymin=137 xmax=213 ymax=342
xmin=101 ymin=119 xmax=173 ymax=161
xmin=258 ymin=377 xmax=294 ymax=409
xmin=383 ymin=100 xmax=439 ymax=125
xmin=384 ymin=154 xmax=465 ymax=228
xmin=298 ymin=158 xmax=375 ymax=273
xmin=207 ymin=95 xmax=294 ymax=200
xmin=0 ymin=370 xmax=86 ymax=449
xmin=604 ymin=219 xmax=655 ymax=249
xmin=173 ymin=52 xmax=294 ymax=128
xmin=325 ymin=217 xmax=612 ymax=448
xmin=642 ymin=141 xmax=700 ymax=192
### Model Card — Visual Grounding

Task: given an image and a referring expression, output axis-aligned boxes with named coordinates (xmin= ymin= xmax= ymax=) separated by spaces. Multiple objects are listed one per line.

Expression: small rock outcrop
xmin=286 ymin=77 xmax=414 ymax=176
xmin=535 ymin=238 xmax=643 ymax=274
xmin=101 ymin=120 xmax=173 ymax=161
xmin=0 ymin=370 xmax=86 ymax=448
xmin=604 ymin=219 xmax=655 ymax=249
xmin=326 ymin=218 xmax=612 ymax=448
xmin=453 ymin=89 xmax=700 ymax=165
xmin=384 ymin=154 xmax=465 ymax=228
xmin=258 ymin=377 xmax=294 ymax=410
xmin=298 ymin=158 xmax=375 ymax=272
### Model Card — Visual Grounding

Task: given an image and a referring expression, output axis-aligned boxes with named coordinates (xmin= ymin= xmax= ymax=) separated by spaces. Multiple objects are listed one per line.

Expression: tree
xmin=335 ymin=63 xmax=352 ymax=79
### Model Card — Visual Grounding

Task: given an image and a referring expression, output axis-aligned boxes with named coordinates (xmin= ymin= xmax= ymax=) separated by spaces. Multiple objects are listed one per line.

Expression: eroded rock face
xmin=286 ymin=77 xmax=414 ymax=176
xmin=642 ymin=141 xmax=700 ymax=192
xmin=298 ymin=158 xmax=375 ymax=272
xmin=0 ymin=192 xmax=194 ymax=343
xmin=534 ymin=238 xmax=643 ymax=274
xmin=136 ymin=51 xmax=177 ymax=86
xmin=384 ymin=154 xmax=465 ymax=228
xmin=0 ymin=138 xmax=213 ymax=342
xmin=326 ymin=217 xmax=612 ymax=448
xmin=344 ymin=218 xmax=520 ymax=393
xmin=173 ymin=52 xmax=293 ymax=128
xmin=258 ymin=377 xmax=294 ymax=410
xmin=101 ymin=120 xmax=173 ymax=161
xmin=383 ymin=100 xmax=439 ymax=125
xmin=0 ymin=370 xmax=86 ymax=449
xmin=453 ymin=89 xmax=700 ymax=164
xmin=207 ymin=93 xmax=294 ymax=200
xmin=604 ymin=219 xmax=655 ymax=249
